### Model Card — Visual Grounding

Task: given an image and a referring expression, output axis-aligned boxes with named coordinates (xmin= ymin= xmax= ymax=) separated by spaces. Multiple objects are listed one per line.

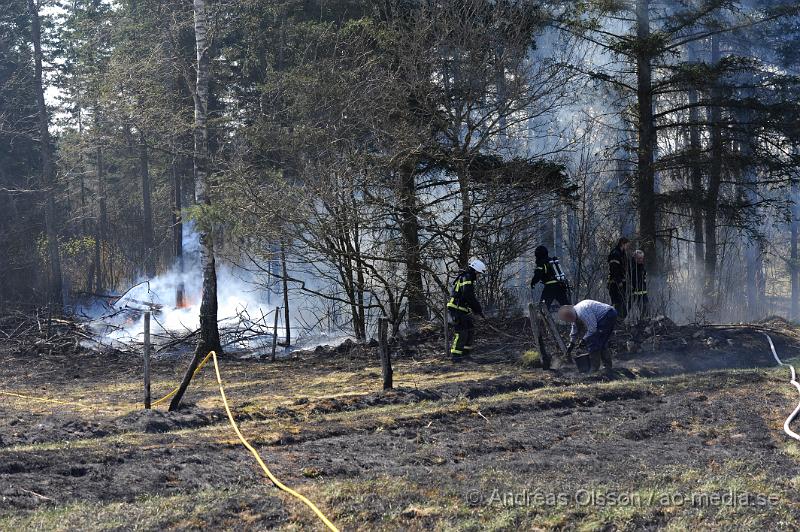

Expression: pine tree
xmin=28 ymin=0 xmax=63 ymax=311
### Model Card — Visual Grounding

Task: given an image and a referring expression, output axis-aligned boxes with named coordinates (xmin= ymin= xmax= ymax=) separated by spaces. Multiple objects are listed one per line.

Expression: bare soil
xmin=2 ymin=317 xmax=800 ymax=530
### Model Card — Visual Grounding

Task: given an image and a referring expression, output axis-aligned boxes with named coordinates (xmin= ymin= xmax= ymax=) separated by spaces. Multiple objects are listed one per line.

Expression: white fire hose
xmin=763 ymin=333 xmax=800 ymax=442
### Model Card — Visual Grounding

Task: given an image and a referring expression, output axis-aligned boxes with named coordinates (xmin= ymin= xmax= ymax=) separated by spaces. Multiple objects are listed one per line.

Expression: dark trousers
xmin=578 ymin=309 xmax=617 ymax=372
xmin=449 ymin=311 xmax=475 ymax=356
xmin=608 ymin=282 xmax=627 ymax=319
xmin=631 ymin=294 xmax=649 ymax=317
xmin=541 ymin=284 xmax=570 ymax=309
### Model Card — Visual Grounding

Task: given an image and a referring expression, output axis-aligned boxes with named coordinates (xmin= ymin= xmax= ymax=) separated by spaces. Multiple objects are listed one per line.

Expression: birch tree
xmin=170 ymin=0 xmax=221 ymax=411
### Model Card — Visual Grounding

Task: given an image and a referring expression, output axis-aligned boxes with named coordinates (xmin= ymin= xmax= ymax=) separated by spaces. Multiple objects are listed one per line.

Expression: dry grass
xmin=3 ymin=343 xmax=800 ymax=530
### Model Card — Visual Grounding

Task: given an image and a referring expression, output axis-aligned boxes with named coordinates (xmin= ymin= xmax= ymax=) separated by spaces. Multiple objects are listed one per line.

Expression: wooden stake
xmin=529 ymin=302 xmax=551 ymax=369
xmin=271 ymin=307 xmax=280 ymax=362
xmin=143 ymin=311 xmax=151 ymax=409
xmin=378 ymin=317 xmax=392 ymax=390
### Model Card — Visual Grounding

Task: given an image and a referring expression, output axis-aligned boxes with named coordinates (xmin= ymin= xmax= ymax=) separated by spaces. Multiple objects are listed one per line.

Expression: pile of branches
xmin=0 ymin=310 xmax=95 ymax=356
xmin=151 ymin=307 xmax=284 ymax=356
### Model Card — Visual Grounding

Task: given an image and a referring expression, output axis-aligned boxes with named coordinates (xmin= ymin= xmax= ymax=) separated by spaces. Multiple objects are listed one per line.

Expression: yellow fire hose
xmin=208 ymin=351 xmax=340 ymax=532
xmin=0 ymin=391 xmax=94 ymax=409
xmin=150 ymin=350 xmax=214 ymax=407
xmin=0 ymin=351 xmax=339 ymax=532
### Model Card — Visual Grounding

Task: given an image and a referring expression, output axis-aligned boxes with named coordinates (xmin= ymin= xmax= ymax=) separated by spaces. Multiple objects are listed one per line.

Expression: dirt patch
xmin=305 ymin=388 xmax=441 ymax=416
xmin=115 ymin=406 xmax=223 ymax=433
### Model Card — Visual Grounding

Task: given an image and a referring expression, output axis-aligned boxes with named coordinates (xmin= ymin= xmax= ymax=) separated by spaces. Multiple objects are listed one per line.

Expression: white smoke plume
xmin=88 ymin=223 xmax=352 ymax=354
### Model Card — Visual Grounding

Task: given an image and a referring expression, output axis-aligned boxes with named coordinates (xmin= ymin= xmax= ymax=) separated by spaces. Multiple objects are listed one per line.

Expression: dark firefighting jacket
xmin=608 ymin=246 xmax=627 ymax=285
xmin=531 ymin=257 xmax=563 ymax=289
xmin=447 ymin=269 xmax=483 ymax=315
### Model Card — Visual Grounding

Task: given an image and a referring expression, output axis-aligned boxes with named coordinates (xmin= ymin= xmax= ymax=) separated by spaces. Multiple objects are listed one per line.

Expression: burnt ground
xmin=2 ymin=317 xmax=800 ymax=530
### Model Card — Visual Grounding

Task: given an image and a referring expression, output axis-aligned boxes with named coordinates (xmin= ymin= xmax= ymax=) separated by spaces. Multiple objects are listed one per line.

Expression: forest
xmin=2 ymin=0 xmax=799 ymax=336
xmin=3 ymin=0 xmax=800 ymax=530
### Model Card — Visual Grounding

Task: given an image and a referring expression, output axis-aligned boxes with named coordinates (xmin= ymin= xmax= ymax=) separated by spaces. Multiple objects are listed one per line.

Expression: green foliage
xmin=4 ymin=0 xmax=800 ymax=318
xmin=520 ymin=349 xmax=541 ymax=368
xmin=62 ymin=236 xmax=95 ymax=258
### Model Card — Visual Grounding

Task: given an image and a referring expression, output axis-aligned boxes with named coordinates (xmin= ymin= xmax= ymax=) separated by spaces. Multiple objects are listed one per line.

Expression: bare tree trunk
xmin=567 ymin=206 xmax=582 ymax=297
xmin=617 ymin=129 xmax=636 ymax=237
xmin=686 ymin=43 xmax=705 ymax=281
xmin=95 ymin=144 xmax=107 ymax=292
xmin=792 ymin=178 xmax=799 ymax=320
xmin=280 ymin=242 xmax=290 ymax=345
xmin=28 ymin=0 xmax=63 ymax=311
xmin=170 ymin=0 xmax=221 ymax=411
xmin=191 ymin=0 xmax=220 ymax=354
xmin=398 ymin=162 xmax=427 ymax=322
xmin=736 ymin=110 xmax=762 ymax=319
xmin=540 ymin=208 xmax=555 ymax=251
xmin=704 ymin=35 xmax=723 ymax=306
xmin=688 ymin=90 xmax=705 ymax=279
xmin=139 ymin=131 xmax=155 ymax=278
xmin=172 ymin=146 xmax=185 ymax=307
xmin=732 ymin=34 xmax=764 ymax=319
xmin=351 ymin=196 xmax=367 ymax=340
xmin=457 ymin=167 xmax=472 ymax=267
xmin=77 ymin=109 xmax=94 ymax=293
xmin=554 ymin=203 xmax=563 ymax=259
xmin=635 ymin=0 xmax=659 ymax=282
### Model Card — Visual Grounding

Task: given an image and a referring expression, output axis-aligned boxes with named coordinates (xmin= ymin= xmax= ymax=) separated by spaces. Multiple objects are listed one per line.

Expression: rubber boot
xmin=574 ymin=353 xmax=591 ymax=373
xmin=600 ymin=349 xmax=613 ymax=370
xmin=589 ymin=351 xmax=602 ymax=372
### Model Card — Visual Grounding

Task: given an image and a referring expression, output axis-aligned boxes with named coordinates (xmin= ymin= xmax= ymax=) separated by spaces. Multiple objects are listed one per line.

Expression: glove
xmin=566 ymin=342 xmax=575 ymax=356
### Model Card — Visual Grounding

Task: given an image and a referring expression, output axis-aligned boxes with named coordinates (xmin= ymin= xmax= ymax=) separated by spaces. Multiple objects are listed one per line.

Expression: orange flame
xmin=175 ymin=284 xmax=192 ymax=309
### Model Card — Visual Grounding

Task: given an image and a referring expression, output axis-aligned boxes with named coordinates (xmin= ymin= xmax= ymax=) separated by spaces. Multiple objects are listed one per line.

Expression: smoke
xmin=88 ymin=223 xmax=352 ymax=354
xmin=108 ymin=265 xmax=265 ymax=340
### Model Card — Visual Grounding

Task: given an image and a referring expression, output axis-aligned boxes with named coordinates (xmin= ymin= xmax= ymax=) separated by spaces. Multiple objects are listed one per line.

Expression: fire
xmin=175 ymin=283 xmax=194 ymax=309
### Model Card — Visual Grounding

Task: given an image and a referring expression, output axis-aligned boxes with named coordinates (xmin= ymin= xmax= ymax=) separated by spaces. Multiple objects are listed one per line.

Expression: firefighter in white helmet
xmin=447 ymin=258 xmax=486 ymax=360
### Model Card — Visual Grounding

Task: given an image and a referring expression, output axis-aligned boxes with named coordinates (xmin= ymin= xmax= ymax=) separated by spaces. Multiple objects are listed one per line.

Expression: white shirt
xmin=570 ymin=300 xmax=614 ymax=342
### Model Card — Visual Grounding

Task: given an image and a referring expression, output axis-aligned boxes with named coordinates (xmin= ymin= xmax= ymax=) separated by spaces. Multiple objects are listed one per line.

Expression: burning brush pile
xmin=83 ymin=274 xmax=285 ymax=358
xmin=69 ymin=223 xmax=291 ymax=356
xmin=39 ymin=223 xmax=350 ymax=357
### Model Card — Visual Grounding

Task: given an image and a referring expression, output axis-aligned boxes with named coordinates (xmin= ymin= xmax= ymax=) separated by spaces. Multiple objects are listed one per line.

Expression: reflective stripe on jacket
xmin=531 ymin=259 xmax=561 ymax=288
xmin=448 ymin=269 xmax=482 ymax=315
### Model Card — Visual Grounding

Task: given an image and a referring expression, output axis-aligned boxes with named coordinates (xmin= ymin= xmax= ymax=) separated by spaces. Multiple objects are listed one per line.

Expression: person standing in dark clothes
xmin=607 ymin=237 xmax=630 ymax=318
xmin=629 ymin=249 xmax=648 ymax=317
xmin=530 ymin=245 xmax=570 ymax=309
xmin=447 ymin=258 xmax=486 ymax=360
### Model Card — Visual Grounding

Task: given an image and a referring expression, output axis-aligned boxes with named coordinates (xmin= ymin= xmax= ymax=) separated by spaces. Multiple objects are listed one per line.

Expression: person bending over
xmin=558 ymin=300 xmax=618 ymax=373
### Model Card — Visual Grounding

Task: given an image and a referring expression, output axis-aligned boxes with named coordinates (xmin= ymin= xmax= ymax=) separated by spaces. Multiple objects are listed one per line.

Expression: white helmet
xmin=468 ymin=257 xmax=487 ymax=274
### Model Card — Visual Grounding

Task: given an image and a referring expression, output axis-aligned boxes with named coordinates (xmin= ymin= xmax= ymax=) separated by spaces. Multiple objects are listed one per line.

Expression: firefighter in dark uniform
xmin=607 ymin=237 xmax=630 ymax=318
xmin=530 ymin=245 xmax=570 ymax=309
xmin=448 ymin=258 xmax=486 ymax=360
xmin=629 ymin=249 xmax=648 ymax=316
